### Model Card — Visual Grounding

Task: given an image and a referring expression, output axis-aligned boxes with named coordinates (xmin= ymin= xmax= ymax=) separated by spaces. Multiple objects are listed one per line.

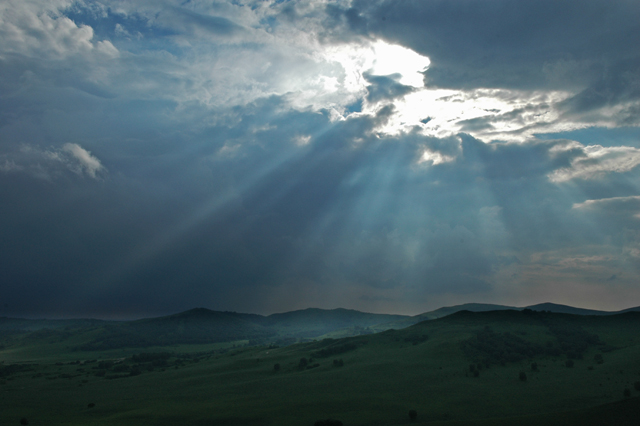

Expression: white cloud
xmin=0 ymin=0 xmax=114 ymax=59
xmin=573 ymin=196 xmax=640 ymax=210
xmin=2 ymin=0 xmax=625 ymax=145
xmin=418 ymin=149 xmax=455 ymax=165
xmin=549 ymin=144 xmax=640 ymax=182
xmin=62 ymin=143 xmax=106 ymax=178
xmin=0 ymin=143 xmax=106 ymax=180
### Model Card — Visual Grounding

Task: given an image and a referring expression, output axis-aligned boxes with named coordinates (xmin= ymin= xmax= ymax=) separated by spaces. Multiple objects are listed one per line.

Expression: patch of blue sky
xmin=63 ymin=7 xmax=184 ymax=56
xmin=345 ymin=98 xmax=363 ymax=114
xmin=535 ymin=127 xmax=640 ymax=147
xmin=259 ymin=15 xmax=280 ymax=30
xmin=63 ymin=7 xmax=179 ymax=42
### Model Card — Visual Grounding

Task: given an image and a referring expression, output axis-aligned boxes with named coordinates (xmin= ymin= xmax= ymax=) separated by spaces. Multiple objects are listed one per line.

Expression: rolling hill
xmin=377 ymin=302 xmax=640 ymax=330
xmin=0 ymin=307 xmax=410 ymax=352
xmin=3 ymin=303 xmax=640 ymax=354
xmin=1 ymin=309 xmax=639 ymax=425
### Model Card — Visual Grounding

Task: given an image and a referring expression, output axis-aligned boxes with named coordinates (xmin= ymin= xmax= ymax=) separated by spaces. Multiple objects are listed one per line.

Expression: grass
xmin=1 ymin=310 xmax=639 ymax=425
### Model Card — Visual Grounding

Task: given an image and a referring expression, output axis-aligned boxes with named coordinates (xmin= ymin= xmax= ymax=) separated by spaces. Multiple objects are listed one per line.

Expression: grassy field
xmin=1 ymin=310 xmax=639 ymax=425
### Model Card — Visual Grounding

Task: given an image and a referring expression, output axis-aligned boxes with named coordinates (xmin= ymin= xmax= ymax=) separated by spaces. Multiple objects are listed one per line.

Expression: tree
xmin=634 ymin=381 xmax=640 ymax=391
xmin=624 ymin=388 xmax=631 ymax=397
xmin=20 ymin=418 xmax=28 ymax=425
xmin=409 ymin=409 xmax=418 ymax=422
xmin=298 ymin=358 xmax=308 ymax=369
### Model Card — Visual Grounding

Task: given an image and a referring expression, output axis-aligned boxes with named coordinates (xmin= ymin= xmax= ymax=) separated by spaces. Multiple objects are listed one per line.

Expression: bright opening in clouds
xmin=1 ymin=0 xmax=640 ymax=319
xmin=368 ymin=41 xmax=430 ymax=87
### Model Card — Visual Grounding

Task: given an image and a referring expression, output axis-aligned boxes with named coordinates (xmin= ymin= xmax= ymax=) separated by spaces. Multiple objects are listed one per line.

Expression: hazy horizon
xmin=5 ymin=300 xmax=640 ymax=322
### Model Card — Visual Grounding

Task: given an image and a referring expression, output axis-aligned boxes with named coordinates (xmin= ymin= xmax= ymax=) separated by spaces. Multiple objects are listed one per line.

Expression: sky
xmin=2 ymin=0 xmax=640 ymax=319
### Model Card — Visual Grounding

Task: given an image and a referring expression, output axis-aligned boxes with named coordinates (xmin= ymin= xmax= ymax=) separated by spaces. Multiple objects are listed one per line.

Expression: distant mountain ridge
xmin=0 ymin=307 xmax=411 ymax=350
xmin=373 ymin=302 xmax=640 ymax=330
xmin=2 ymin=302 xmax=639 ymax=351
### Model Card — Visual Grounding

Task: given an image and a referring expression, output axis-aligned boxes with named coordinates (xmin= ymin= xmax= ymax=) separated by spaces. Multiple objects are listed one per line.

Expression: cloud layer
xmin=1 ymin=0 xmax=640 ymax=318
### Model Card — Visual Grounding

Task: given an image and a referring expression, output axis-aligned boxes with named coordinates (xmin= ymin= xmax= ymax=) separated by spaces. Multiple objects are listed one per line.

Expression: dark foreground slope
xmin=1 ymin=310 xmax=639 ymax=426
xmin=436 ymin=396 xmax=640 ymax=426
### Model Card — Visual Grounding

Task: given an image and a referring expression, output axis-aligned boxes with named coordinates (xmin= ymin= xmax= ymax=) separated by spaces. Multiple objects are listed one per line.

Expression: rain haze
xmin=2 ymin=0 xmax=640 ymax=319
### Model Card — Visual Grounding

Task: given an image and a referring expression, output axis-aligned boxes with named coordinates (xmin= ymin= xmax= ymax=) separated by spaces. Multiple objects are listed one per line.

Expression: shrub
xmin=152 ymin=358 xmax=168 ymax=367
xmin=634 ymin=381 xmax=640 ymax=391
xmin=624 ymin=388 xmax=631 ymax=397
xmin=519 ymin=371 xmax=527 ymax=382
xmin=97 ymin=361 xmax=114 ymax=370
xmin=409 ymin=409 xmax=417 ymax=422
xmin=312 ymin=343 xmax=358 ymax=358
xmin=273 ymin=363 xmax=280 ymax=372
xmin=88 ymin=403 xmax=95 ymax=408
xmin=404 ymin=335 xmax=428 ymax=345
xmin=314 ymin=419 xmax=343 ymax=426
xmin=131 ymin=353 xmax=170 ymax=363
xmin=332 ymin=359 xmax=344 ymax=367
xmin=298 ymin=358 xmax=308 ymax=369
xmin=531 ymin=362 xmax=538 ymax=371
xmin=594 ymin=354 xmax=604 ymax=364
xmin=112 ymin=364 xmax=130 ymax=373
xmin=20 ymin=418 xmax=28 ymax=425
xmin=565 ymin=360 xmax=574 ymax=368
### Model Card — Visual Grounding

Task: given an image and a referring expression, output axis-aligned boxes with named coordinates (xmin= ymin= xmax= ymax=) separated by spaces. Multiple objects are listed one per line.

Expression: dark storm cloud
xmin=1 ymin=93 xmax=638 ymax=317
xmin=2 ymin=94 xmax=604 ymax=313
xmin=335 ymin=0 xmax=640 ymax=91
xmin=363 ymin=72 xmax=414 ymax=103
xmin=558 ymin=56 xmax=640 ymax=117
xmin=2 ymin=0 xmax=640 ymax=318
xmin=325 ymin=0 xmax=640 ymax=132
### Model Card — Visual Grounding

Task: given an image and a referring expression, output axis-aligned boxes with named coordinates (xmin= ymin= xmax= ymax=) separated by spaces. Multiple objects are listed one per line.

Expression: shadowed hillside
xmin=3 ymin=303 xmax=640 ymax=353
xmin=0 ymin=308 xmax=409 ymax=352
xmin=1 ymin=309 xmax=639 ymax=426
xmin=376 ymin=302 xmax=640 ymax=330
xmin=265 ymin=307 xmax=408 ymax=338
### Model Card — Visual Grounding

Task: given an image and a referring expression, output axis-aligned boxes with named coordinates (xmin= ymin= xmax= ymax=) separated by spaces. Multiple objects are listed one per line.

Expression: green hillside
xmin=1 ymin=310 xmax=639 ymax=426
